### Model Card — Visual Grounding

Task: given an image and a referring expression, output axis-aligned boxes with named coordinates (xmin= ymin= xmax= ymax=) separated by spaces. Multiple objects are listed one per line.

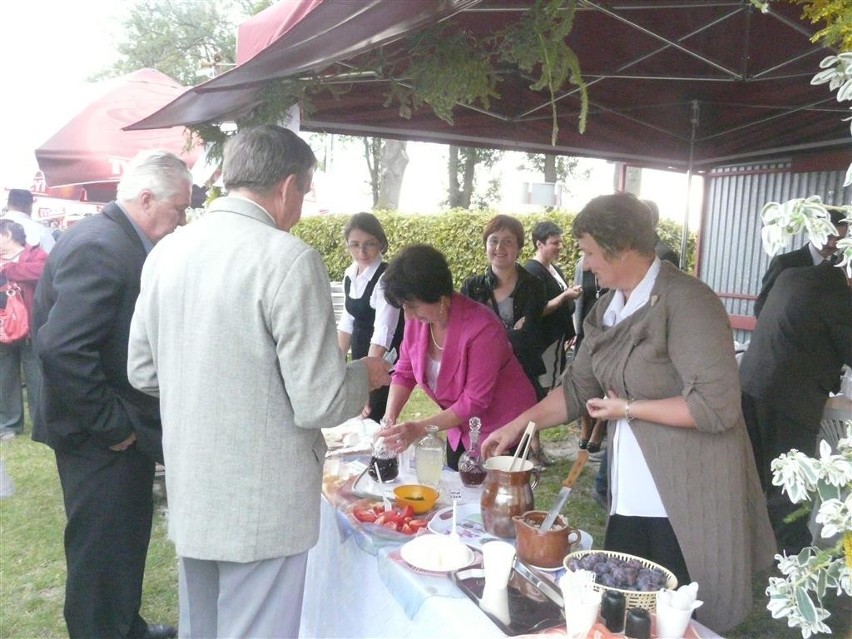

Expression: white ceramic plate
xmin=400 ymin=534 xmax=476 ymax=573
xmin=427 ymin=503 xmax=502 ymax=549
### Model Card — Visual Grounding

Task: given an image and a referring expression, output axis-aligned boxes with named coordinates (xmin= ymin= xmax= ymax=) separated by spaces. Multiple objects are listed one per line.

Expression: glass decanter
xmin=415 ymin=424 xmax=444 ymax=487
xmin=458 ymin=417 xmax=486 ymax=487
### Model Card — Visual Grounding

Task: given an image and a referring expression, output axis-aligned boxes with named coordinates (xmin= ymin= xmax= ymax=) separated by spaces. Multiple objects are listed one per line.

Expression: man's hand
xmin=481 ymin=422 xmax=525 ymax=459
xmin=109 ymin=432 xmax=137 ymax=451
xmin=362 ymin=356 xmax=392 ymax=391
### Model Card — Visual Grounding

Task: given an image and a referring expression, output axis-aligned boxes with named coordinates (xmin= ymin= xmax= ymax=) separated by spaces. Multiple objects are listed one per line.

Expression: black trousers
xmin=55 ymin=441 xmax=155 ymax=639
xmin=604 ymin=514 xmax=691 ymax=590
xmin=741 ymin=393 xmax=819 ymax=554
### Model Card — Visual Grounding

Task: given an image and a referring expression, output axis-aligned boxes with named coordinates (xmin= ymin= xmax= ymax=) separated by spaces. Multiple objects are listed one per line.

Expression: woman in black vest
xmin=337 ymin=213 xmax=404 ymax=421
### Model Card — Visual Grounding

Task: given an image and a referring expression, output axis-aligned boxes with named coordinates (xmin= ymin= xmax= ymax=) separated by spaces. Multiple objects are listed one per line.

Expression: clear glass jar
xmin=415 ymin=425 xmax=444 ymax=487
xmin=458 ymin=417 xmax=486 ymax=487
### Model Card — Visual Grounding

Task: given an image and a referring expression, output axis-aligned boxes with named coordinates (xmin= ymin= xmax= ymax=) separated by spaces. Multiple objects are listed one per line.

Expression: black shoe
xmin=142 ymin=624 xmax=177 ymax=639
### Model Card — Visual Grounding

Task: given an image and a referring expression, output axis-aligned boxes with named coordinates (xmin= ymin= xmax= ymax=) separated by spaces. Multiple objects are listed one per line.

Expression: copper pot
xmin=480 ymin=456 xmax=539 ymax=538
xmin=513 ymin=510 xmax=581 ymax=568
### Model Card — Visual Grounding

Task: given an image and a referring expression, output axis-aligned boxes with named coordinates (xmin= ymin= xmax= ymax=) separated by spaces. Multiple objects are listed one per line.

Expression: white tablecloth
xmin=299 ymin=463 xmax=722 ymax=639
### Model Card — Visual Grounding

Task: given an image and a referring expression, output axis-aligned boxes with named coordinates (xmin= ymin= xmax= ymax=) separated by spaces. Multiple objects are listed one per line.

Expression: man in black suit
xmin=753 ymin=207 xmax=848 ymax=317
xmin=32 ymin=151 xmax=192 ymax=639
xmin=740 ymin=261 xmax=852 ymax=554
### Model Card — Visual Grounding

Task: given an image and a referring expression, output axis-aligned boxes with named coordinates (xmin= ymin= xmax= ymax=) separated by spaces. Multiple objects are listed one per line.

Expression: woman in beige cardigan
xmin=482 ymin=193 xmax=774 ymax=633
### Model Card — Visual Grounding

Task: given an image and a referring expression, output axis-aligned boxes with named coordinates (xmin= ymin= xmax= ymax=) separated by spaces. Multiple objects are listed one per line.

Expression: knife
xmin=539 ymin=449 xmax=589 ymax=532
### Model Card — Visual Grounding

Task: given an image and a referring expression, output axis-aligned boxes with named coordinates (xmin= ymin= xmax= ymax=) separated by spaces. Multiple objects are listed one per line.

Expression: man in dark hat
xmin=2 ymin=189 xmax=55 ymax=253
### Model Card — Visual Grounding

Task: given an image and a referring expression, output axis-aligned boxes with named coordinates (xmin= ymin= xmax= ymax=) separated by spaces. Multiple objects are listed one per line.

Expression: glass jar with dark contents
xmin=368 ymin=435 xmax=398 ymax=482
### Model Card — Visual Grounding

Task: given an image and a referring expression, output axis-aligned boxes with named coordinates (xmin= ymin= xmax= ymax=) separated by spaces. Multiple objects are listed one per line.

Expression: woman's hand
xmin=378 ymin=420 xmax=425 ymax=455
xmin=585 ymin=390 xmax=628 ymax=422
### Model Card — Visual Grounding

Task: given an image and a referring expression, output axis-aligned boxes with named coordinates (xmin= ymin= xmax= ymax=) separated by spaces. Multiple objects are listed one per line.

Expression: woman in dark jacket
xmin=461 ymin=215 xmax=547 ymax=400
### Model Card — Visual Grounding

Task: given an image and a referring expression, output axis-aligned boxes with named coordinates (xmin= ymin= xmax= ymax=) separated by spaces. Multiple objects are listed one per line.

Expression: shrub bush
xmin=293 ymin=210 xmax=694 ymax=286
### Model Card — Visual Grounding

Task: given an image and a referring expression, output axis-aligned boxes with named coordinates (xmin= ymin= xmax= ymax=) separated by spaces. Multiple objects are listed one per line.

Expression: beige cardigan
xmin=561 ymin=261 xmax=775 ymax=632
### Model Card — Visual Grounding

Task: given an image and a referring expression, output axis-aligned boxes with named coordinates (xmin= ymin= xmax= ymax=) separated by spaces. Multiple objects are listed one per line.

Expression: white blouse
xmin=604 ymin=258 xmax=668 ymax=518
xmin=337 ymin=257 xmax=401 ymax=350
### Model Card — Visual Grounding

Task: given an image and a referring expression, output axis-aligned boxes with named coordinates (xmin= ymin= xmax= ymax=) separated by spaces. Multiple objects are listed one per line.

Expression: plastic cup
xmin=655 ymin=593 xmax=693 ymax=639
xmin=481 ymin=540 xmax=516 ymax=591
xmin=564 ymin=591 xmax=602 ymax=639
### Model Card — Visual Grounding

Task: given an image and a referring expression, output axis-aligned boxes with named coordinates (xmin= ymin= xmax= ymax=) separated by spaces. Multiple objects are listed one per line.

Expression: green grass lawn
xmin=1 ymin=390 xmax=846 ymax=638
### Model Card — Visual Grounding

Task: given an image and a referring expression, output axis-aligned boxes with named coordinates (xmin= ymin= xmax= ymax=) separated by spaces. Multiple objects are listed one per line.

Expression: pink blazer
xmin=392 ymin=293 xmax=537 ymax=451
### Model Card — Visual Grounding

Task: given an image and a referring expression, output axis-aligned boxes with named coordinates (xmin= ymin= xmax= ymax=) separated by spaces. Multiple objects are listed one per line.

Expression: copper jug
xmin=480 ymin=456 xmax=539 ymax=538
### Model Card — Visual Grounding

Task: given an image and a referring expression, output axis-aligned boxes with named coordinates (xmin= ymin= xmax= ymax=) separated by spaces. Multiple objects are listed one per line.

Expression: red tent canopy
xmin=36 ymin=69 xmax=199 ymax=191
xmin=128 ymin=0 xmax=850 ymax=172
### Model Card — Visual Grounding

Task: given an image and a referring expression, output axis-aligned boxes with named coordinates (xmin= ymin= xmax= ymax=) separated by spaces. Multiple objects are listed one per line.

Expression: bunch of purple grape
xmin=565 ymin=553 xmax=668 ymax=591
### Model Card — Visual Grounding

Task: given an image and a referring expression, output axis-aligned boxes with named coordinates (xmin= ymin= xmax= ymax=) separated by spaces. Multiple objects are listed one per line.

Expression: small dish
xmin=393 ymin=484 xmax=439 ymax=514
xmin=428 ymin=502 xmax=500 ymax=549
xmin=400 ymin=533 xmax=475 ymax=573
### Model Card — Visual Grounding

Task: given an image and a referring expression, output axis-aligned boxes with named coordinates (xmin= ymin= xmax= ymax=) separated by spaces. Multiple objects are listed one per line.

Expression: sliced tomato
xmin=400 ymin=523 xmax=414 ymax=535
xmin=381 ymin=520 xmax=399 ymax=532
xmin=352 ymin=508 xmax=377 ymax=524
xmin=399 ymin=505 xmax=415 ymax=520
xmin=372 ymin=503 xmax=386 ymax=516
xmin=374 ymin=513 xmax=391 ymax=526
xmin=408 ymin=518 xmax=428 ymax=530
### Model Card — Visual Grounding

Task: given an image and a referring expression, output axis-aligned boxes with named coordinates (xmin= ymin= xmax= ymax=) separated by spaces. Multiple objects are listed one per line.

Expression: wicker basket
xmin=563 ymin=550 xmax=677 ymax=611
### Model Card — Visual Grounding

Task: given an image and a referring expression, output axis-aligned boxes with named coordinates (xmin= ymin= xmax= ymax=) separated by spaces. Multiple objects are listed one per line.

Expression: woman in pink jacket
xmin=379 ymin=244 xmax=537 ymax=470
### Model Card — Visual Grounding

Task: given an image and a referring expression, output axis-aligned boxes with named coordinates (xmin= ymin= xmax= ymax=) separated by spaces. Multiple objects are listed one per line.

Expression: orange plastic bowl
xmin=393 ymin=484 xmax=439 ymax=514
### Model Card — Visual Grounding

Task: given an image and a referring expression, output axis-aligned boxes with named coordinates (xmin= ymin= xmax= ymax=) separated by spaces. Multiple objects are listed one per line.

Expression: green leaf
xmin=794 ymin=586 xmax=818 ymax=623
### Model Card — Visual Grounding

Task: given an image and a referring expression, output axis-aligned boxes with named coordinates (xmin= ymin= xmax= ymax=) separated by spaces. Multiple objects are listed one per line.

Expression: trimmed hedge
xmin=292 ymin=209 xmax=695 ymax=287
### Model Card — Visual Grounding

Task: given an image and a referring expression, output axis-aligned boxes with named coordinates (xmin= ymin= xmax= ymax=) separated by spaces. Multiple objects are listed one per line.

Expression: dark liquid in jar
xmin=459 ymin=466 xmax=486 ymax=487
xmin=368 ymin=456 xmax=399 ymax=482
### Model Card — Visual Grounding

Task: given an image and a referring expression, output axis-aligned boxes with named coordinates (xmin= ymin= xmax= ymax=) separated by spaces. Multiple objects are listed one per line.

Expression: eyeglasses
xmin=487 ymin=237 xmax=517 ymax=249
xmin=347 ymin=240 xmax=380 ymax=252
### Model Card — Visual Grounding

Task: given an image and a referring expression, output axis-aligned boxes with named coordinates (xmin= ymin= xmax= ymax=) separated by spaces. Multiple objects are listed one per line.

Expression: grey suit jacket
xmin=128 ymin=197 xmax=369 ymax=562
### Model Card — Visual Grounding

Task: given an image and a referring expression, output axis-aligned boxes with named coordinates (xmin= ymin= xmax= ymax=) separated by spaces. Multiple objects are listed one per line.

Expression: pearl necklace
xmin=429 ymin=324 xmax=445 ymax=351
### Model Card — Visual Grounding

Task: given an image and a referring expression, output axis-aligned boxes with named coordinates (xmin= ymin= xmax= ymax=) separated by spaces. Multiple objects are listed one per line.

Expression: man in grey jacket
xmin=127 ymin=126 xmax=390 ymax=638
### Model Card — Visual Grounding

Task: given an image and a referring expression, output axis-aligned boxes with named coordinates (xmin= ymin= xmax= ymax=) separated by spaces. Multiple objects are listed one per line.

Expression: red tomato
xmin=372 ymin=503 xmax=386 ymax=516
xmin=381 ymin=520 xmax=399 ymax=532
xmin=374 ymin=513 xmax=390 ymax=526
xmin=408 ymin=518 xmax=428 ymax=531
xmin=352 ymin=508 xmax=377 ymax=524
xmin=399 ymin=505 xmax=415 ymax=520
xmin=400 ymin=523 xmax=414 ymax=535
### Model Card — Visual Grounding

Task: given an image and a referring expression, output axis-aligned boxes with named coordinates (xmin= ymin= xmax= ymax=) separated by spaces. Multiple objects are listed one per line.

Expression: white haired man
xmin=32 ymin=150 xmax=192 ymax=639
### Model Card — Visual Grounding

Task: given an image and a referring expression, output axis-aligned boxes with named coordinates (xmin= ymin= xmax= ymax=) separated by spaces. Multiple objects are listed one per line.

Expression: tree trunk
xmin=448 ymin=145 xmax=462 ymax=207
xmin=461 ymin=151 xmax=476 ymax=208
xmin=376 ymin=139 xmax=408 ymax=210
xmin=362 ymin=137 xmax=382 ymax=207
xmin=543 ymin=154 xmax=558 ymax=183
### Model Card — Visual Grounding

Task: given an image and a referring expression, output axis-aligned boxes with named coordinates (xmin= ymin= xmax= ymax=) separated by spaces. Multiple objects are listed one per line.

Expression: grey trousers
xmin=178 ymin=551 xmax=309 ymax=639
xmin=0 ymin=339 xmax=42 ymax=433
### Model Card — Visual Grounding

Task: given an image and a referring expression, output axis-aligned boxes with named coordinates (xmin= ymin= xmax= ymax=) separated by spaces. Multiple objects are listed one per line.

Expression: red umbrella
xmin=35 ymin=69 xmax=199 ymax=192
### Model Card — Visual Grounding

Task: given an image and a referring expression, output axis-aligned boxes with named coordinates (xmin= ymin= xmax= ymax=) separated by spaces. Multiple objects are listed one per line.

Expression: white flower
xmin=816 ymin=439 xmax=852 ymax=487
xmin=771 ymin=450 xmax=820 ymax=503
xmin=839 ymin=565 xmax=852 ymax=597
xmin=814 ymin=495 xmax=851 ymax=539
xmin=759 ymin=196 xmax=838 ymax=257
xmin=836 ymin=236 xmax=852 ymax=278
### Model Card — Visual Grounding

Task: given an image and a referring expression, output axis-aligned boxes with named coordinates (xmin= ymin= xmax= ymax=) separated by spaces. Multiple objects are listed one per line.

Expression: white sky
xmin=0 ymin=1 xmax=123 ymax=188
xmin=0 ymin=0 xmax=700 ymax=226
